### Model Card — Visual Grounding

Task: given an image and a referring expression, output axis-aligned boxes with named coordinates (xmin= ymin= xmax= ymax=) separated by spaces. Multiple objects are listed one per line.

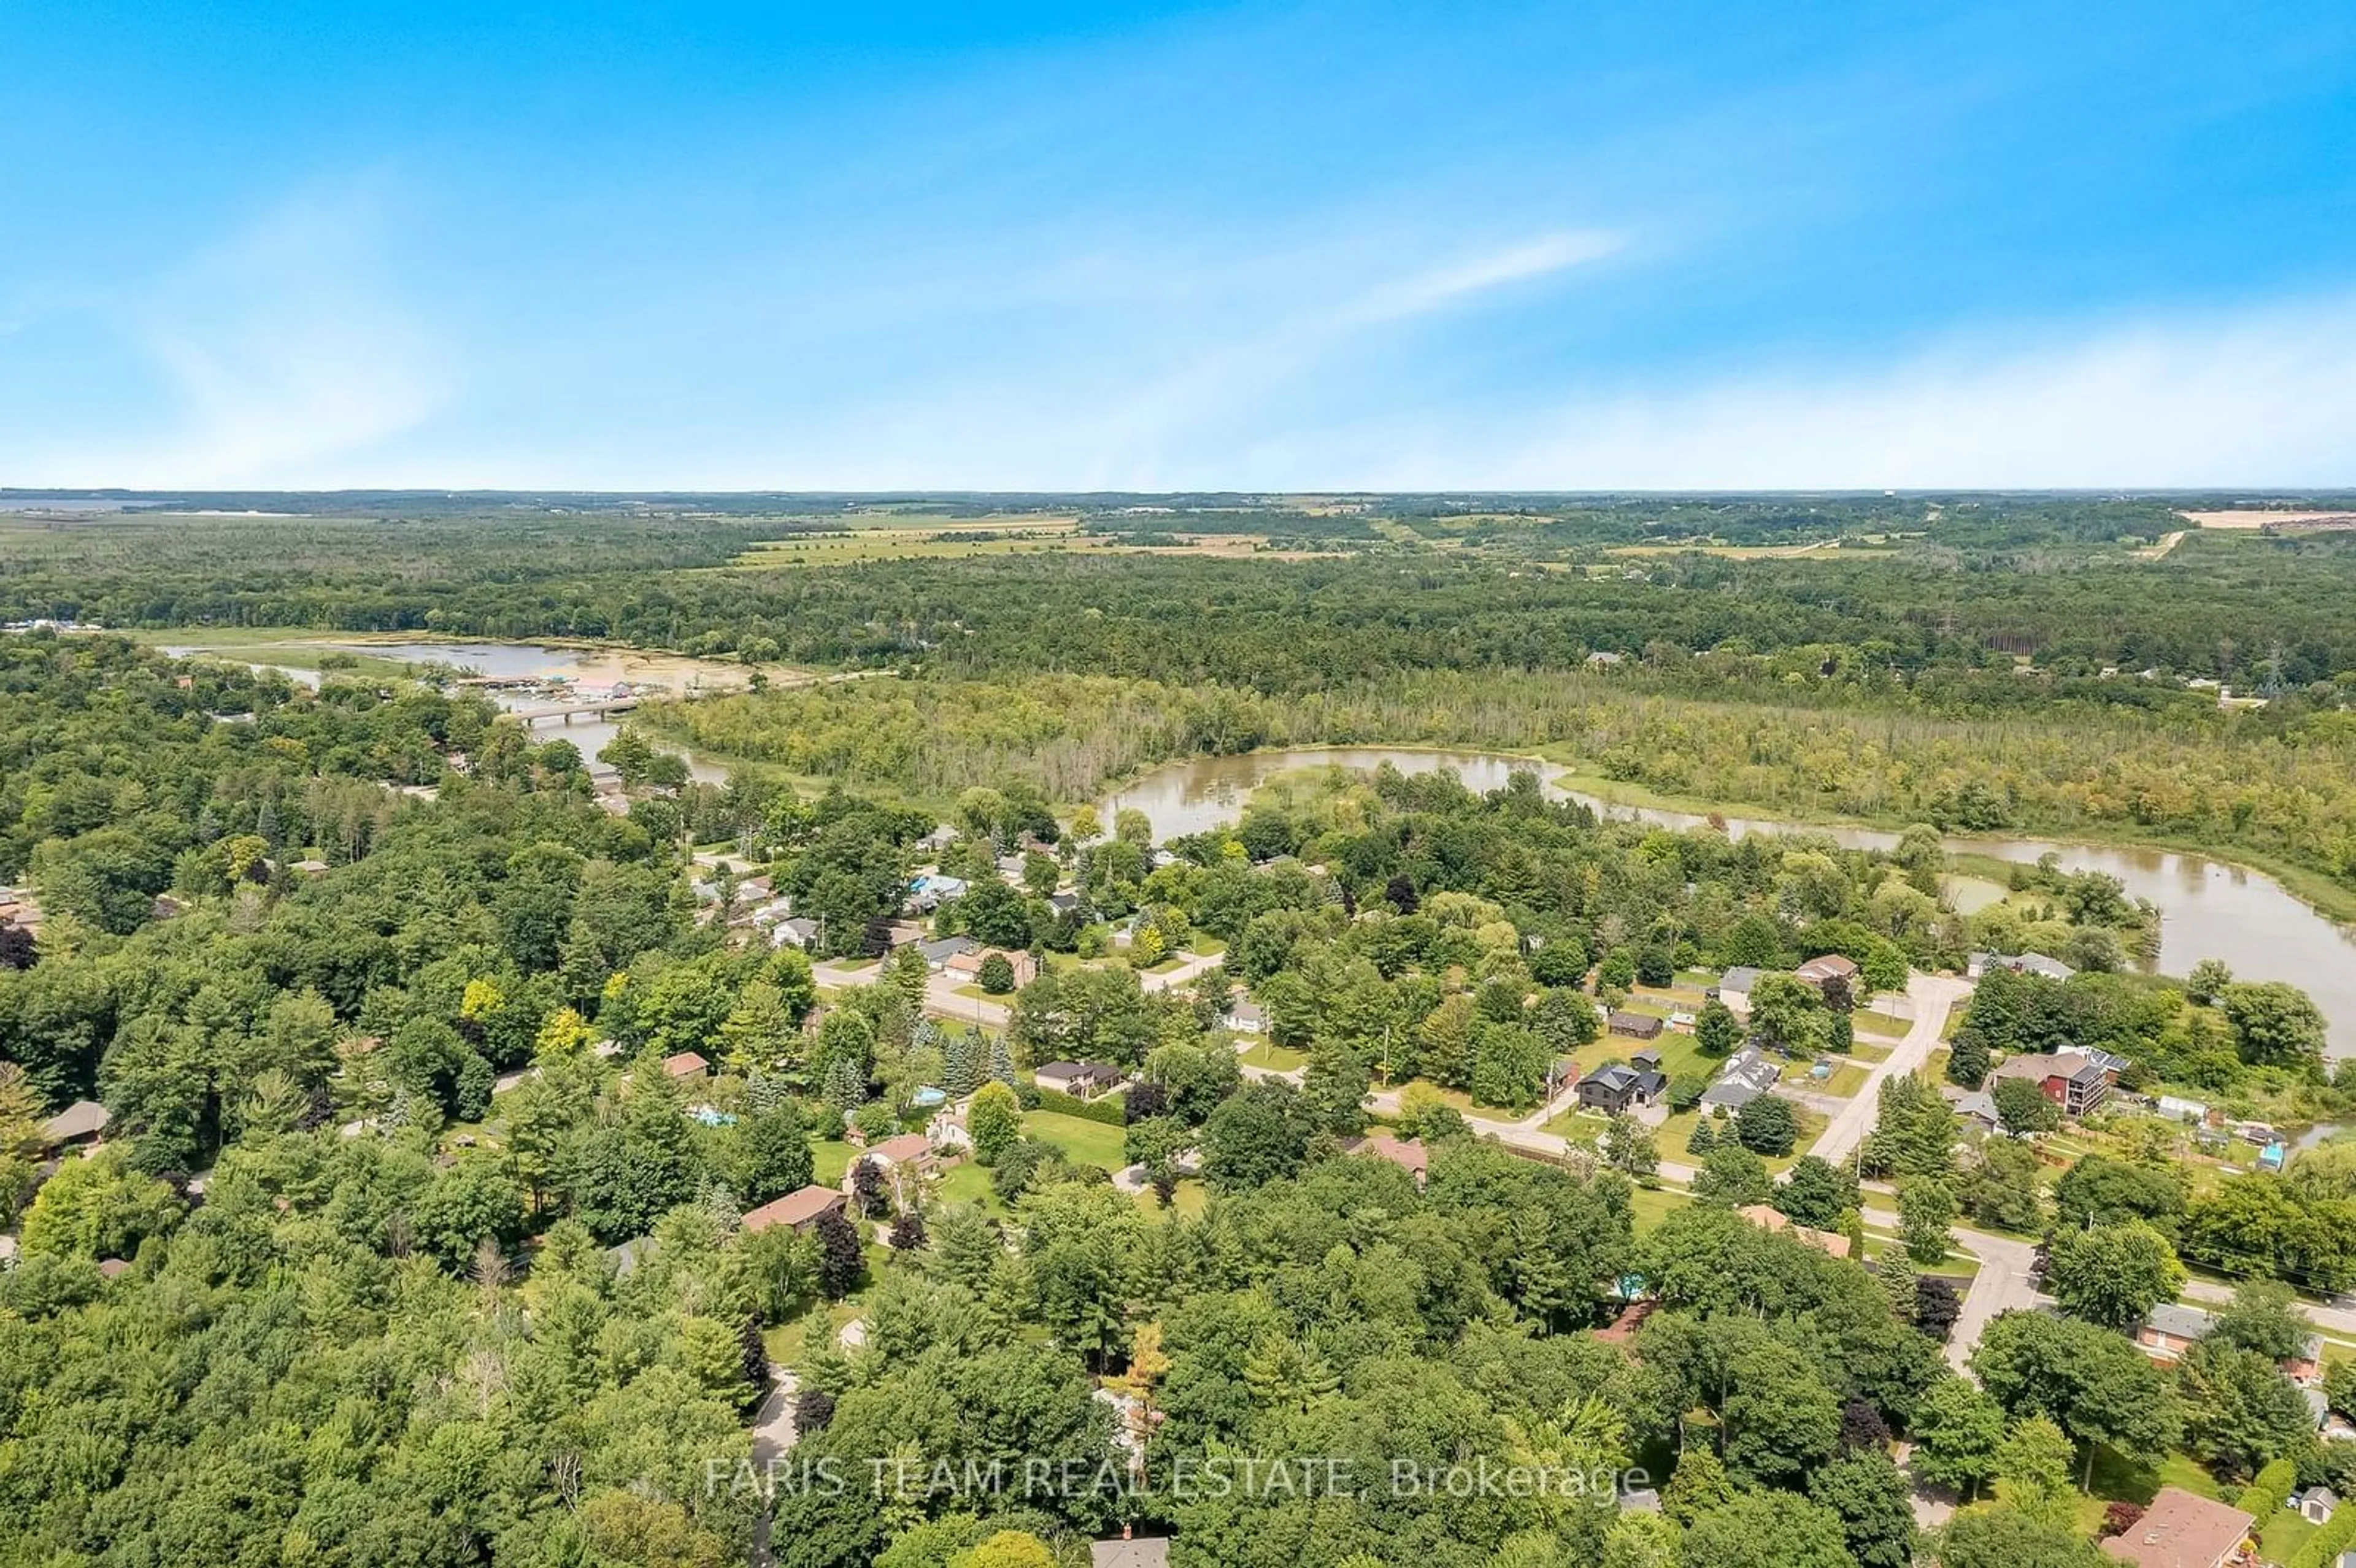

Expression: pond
xmin=1102 ymin=746 xmax=2356 ymax=1058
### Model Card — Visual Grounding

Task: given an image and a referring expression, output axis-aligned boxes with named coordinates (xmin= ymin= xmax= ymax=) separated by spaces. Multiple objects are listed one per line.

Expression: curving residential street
xmin=1810 ymin=971 xmax=1973 ymax=1169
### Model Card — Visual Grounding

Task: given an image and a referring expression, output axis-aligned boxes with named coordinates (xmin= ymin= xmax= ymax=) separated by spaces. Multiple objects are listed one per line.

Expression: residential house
xmin=1091 ymin=1531 xmax=1171 ymax=1568
xmin=1047 ymin=890 xmax=1082 ymax=917
xmin=1793 ymin=953 xmax=1859 ymax=995
xmin=1223 ymin=1000 xmax=1267 ymax=1036
xmin=1607 ymin=1011 xmax=1666 ymax=1042
xmin=917 ymin=936 xmax=979 ymax=971
xmin=1036 ymin=1061 xmax=1126 ymax=1100
xmin=661 ymin=1051 xmax=710 ymax=1080
xmin=2097 ymin=1486 xmax=2252 ymax=1568
xmin=2136 ymin=1304 xmax=2216 ymax=1362
xmin=40 ymin=1099 xmax=112 ymax=1150
xmin=1577 ymin=1061 xmax=1668 ymax=1114
xmin=0 ymin=885 xmax=41 ymax=935
xmin=864 ymin=1132 xmax=936 ymax=1175
xmin=770 ymin=916 xmax=820 ymax=950
xmin=2135 ymin=1301 xmax=2326 ymax=1385
xmin=1714 ymin=967 xmax=1763 ymax=1014
xmin=741 ymin=1185 xmax=850 ymax=1235
xmin=862 ymin=1132 xmax=939 ymax=1205
xmin=1968 ymin=950 xmax=2076 ymax=982
xmin=1342 ymin=1132 xmax=1429 ymax=1188
xmin=945 ymin=947 xmax=1038 ymax=988
xmin=906 ymin=873 xmax=968 ymax=913
xmin=1698 ymin=1047 xmax=1782 ymax=1115
xmin=1738 ymin=1204 xmax=1852 ymax=1259
xmin=1990 ymin=1048 xmax=2126 ymax=1117
xmin=1944 ymin=1085 xmax=2002 ymax=1132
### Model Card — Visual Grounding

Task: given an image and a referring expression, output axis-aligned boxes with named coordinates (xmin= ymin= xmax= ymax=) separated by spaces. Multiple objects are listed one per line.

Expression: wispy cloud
xmin=1352 ymin=230 xmax=1627 ymax=323
xmin=7 ymin=186 xmax=452 ymax=486
xmin=1469 ymin=294 xmax=2356 ymax=489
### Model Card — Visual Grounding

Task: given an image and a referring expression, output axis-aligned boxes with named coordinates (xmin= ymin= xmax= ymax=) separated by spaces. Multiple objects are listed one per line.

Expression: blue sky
xmin=4 ymin=0 xmax=2355 ymax=489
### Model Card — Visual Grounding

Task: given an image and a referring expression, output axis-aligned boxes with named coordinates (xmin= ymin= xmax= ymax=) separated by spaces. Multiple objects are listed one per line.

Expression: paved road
xmin=815 ymin=949 xmax=1217 ymax=1031
xmin=1872 ymin=1210 xmax=2048 ymax=1374
xmin=2185 ymin=1274 xmax=2356 ymax=1340
xmin=813 ymin=957 xmax=1013 ymax=1026
xmin=1139 ymin=950 xmax=1224 ymax=993
xmin=1809 ymin=972 xmax=1973 ymax=1169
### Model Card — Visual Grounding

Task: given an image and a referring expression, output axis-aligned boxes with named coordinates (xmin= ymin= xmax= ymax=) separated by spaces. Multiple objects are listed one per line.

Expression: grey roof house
xmin=1577 ymin=1062 xmax=1668 ymax=1113
xmin=1698 ymin=1047 xmax=1782 ymax=1113
xmin=917 ymin=936 xmax=979 ymax=969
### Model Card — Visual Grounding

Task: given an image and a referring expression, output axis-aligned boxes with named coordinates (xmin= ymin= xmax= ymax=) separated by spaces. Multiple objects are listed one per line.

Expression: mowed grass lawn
xmin=1628 ymin=1185 xmax=1692 ymax=1234
xmin=1639 ymin=1103 xmax=1828 ymax=1172
xmin=1240 ymin=1039 xmax=1309 ymax=1072
xmin=1023 ymin=1110 xmax=1128 ymax=1170
xmin=812 ymin=1139 xmax=855 ymax=1186
xmin=1133 ymin=1178 xmax=1212 ymax=1218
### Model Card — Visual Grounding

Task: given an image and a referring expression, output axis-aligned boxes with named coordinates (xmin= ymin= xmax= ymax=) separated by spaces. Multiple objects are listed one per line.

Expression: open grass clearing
xmin=1022 ymin=1110 xmax=1128 ymax=1170
xmin=1239 ymin=1039 xmax=1309 ymax=1072
xmin=1133 ymin=1178 xmax=1212 ymax=1218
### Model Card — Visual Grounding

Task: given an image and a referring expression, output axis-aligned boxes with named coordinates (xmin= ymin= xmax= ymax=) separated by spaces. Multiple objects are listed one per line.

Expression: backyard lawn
xmin=1635 ymin=1103 xmax=1828 ymax=1172
xmin=932 ymin=1158 xmax=1006 ymax=1213
xmin=1023 ymin=1110 xmax=1128 ymax=1170
xmin=1819 ymin=1062 xmax=1869 ymax=1099
xmin=1240 ymin=1039 xmax=1310 ymax=1072
xmin=1566 ymin=1031 xmax=1717 ymax=1085
xmin=812 ymin=1139 xmax=855 ymax=1186
xmin=1628 ymin=1185 xmax=1692 ymax=1234
xmin=1133 ymin=1178 xmax=1212 ymax=1218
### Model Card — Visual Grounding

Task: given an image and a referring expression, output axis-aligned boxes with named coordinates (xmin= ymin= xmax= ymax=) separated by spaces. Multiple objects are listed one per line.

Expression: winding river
xmin=154 ymin=635 xmax=2356 ymax=1058
xmin=1099 ymin=747 xmax=2356 ymax=1058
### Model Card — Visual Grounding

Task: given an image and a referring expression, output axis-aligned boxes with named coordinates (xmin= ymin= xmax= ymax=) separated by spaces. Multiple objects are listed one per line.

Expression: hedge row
xmin=2237 ymin=1458 xmax=2297 ymax=1521
xmin=2287 ymin=1504 xmax=2356 ymax=1568
xmin=1031 ymin=1086 xmax=1129 ymax=1126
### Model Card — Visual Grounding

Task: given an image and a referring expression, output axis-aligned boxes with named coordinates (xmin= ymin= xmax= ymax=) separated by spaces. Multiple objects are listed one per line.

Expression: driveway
xmin=1138 ymin=949 xmax=1223 ymax=993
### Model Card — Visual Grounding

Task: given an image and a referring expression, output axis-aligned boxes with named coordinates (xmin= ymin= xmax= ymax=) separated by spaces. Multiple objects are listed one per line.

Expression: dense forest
xmin=6 ymin=500 xmax=2356 ymax=1568
xmin=645 ymin=667 xmax=2356 ymax=911
xmin=12 ymin=499 xmax=2356 ymax=688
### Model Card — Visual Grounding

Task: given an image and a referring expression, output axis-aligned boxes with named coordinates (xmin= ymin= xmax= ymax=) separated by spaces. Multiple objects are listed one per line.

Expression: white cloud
xmin=1352 ymin=230 xmax=1627 ymax=323
xmin=1468 ymin=295 xmax=2356 ymax=490
xmin=10 ymin=189 xmax=452 ymax=487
